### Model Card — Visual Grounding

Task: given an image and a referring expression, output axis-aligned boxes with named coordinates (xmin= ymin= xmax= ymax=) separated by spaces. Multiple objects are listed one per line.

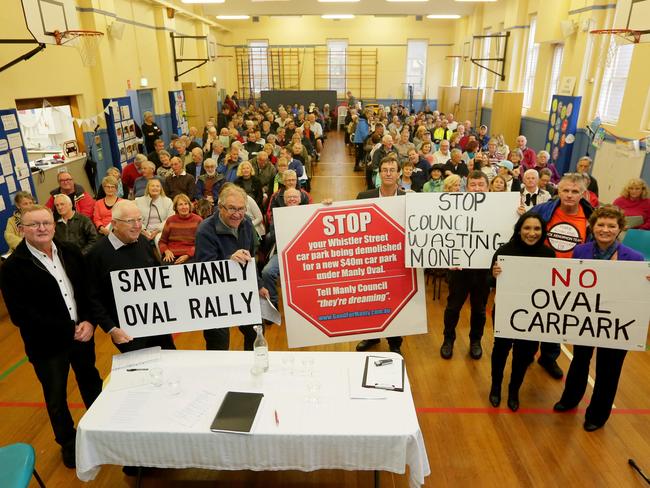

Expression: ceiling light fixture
xmin=426 ymin=14 xmax=461 ymax=19
xmin=318 ymin=0 xmax=360 ymax=3
xmin=216 ymin=15 xmax=251 ymax=19
xmin=386 ymin=0 xmax=429 ymax=3
xmin=321 ymin=14 xmax=355 ymax=19
xmin=455 ymin=0 xmax=496 ymax=2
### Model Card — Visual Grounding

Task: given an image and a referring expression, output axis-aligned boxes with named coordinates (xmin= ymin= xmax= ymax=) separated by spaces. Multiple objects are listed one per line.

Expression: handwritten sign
xmin=494 ymin=256 xmax=650 ymax=351
xmin=111 ymin=260 xmax=261 ymax=338
xmin=405 ymin=192 xmax=519 ymax=268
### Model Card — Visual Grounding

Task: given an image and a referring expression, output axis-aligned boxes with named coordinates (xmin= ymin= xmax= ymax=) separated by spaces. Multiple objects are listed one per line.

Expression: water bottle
xmin=252 ymin=325 xmax=269 ymax=375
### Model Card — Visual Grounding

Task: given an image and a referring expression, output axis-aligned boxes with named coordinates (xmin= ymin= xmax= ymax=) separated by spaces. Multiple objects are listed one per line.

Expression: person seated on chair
xmin=4 ymin=191 xmax=35 ymax=252
xmin=45 ymin=171 xmax=95 ymax=220
xmin=53 ymin=194 xmax=97 ymax=255
xmin=159 ymin=193 xmax=203 ymax=265
xmin=612 ymin=178 xmax=650 ymax=230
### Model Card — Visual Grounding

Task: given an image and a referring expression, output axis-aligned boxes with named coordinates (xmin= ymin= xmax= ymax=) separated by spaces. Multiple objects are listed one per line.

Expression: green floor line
xmin=0 ymin=356 xmax=28 ymax=381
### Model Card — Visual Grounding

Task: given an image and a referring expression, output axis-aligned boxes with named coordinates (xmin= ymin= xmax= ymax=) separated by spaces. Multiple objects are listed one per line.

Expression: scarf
xmin=592 ymin=241 xmax=619 ymax=260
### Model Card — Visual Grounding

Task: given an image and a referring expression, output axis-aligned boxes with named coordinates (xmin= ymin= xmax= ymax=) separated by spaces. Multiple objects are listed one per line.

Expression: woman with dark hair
xmin=554 ymin=204 xmax=647 ymax=431
xmin=490 ymin=211 xmax=555 ymax=411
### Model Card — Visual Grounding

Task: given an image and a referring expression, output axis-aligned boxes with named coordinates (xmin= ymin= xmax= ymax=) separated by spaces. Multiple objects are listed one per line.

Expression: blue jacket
xmin=195 ymin=213 xmax=257 ymax=263
xmin=572 ymin=242 xmax=644 ymax=262
xmin=353 ymin=116 xmax=369 ymax=144
xmin=532 ymin=197 xmax=594 ymax=225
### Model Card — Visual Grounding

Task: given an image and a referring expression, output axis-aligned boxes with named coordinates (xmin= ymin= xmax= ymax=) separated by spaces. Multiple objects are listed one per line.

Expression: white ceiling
xmin=194 ymin=0 xmax=477 ymax=17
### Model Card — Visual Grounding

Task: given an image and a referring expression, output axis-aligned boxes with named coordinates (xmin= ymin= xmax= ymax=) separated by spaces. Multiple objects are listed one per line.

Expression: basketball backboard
xmin=613 ymin=0 xmax=650 ymax=42
xmin=21 ymin=0 xmax=80 ymax=45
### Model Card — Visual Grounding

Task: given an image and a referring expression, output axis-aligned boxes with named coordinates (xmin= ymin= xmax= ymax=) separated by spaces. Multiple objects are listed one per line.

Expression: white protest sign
xmin=494 ymin=256 xmax=650 ymax=351
xmin=405 ymin=192 xmax=519 ymax=268
xmin=274 ymin=197 xmax=427 ymax=349
xmin=111 ymin=259 xmax=262 ymax=338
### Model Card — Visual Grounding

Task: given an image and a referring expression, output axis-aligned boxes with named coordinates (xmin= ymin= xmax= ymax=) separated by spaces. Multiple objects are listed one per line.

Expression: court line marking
xmin=0 ymin=356 xmax=28 ymax=381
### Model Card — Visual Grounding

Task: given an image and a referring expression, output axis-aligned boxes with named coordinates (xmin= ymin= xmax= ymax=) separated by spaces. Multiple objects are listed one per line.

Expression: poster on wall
xmin=544 ymin=95 xmax=582 ymax=175
xmin=274 ymin=198 xmax=428 ymax=349
xmin=103 ymin=97 xmax=139 ymax=168
xmin=0 ymin=108 xmax=37 ymax=253
xmin=168 ymin=90 xmax=188 ymax=136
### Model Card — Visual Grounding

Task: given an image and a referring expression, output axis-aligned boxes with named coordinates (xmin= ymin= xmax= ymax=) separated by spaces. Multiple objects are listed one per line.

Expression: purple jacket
xmin=572 ymin=242 xmax=644 ymax=262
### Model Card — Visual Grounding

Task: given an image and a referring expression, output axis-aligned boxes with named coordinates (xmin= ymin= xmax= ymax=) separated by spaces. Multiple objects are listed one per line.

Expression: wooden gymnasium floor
xmin=1 ymin=132 xmax=649 ymax=487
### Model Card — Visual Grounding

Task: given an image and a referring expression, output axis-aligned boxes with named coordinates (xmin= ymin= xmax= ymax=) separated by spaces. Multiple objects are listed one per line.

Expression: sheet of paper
xmin=0 ymin=153 xmax=12 ymax=175
xmin=363 ymin=355 xmax=404 ymax=390
xmin=6 ymin=175 xmax=16 ymax=193
xmin=11 ymin=148 xmax=24 ymax=166
xmin=19 ymin=178 xmax=31 ymax=192
xmin=0 ymin=140 xmax=7 ymax=152
xmin=1 ymin=114 xmax=18 ymax=131
xmin=261 ymin=297 xmax=282 ymax=325
xmin=7 ymin=132 xmax=22 ymax=149
xmin=0 ymin=175 xmax=5 ymax=184
xmin=15 ymin=162 xmax=29 ymax=179
xmin=109 ymin=391 xmax=151 ymax=427
xmin=111 ymin=346 xmax=162 ymax=371
xmin=105 ymin=370 xmax=151 ymax=391
xmin=348 ymin=367 xmax=386 ymax=400
xmin=170 ymin=389 xmax=218 ymax=428
xmin=0 ymin=195 xmax=6 ymax=212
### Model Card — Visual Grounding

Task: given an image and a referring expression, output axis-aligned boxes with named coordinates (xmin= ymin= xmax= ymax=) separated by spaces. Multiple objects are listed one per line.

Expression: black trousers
xmin=539 ymin=342 xmax=561 ymax=363
xmin=204 ymin=325 xmax=259 ymax=351
xmin=443 ymin=269 xmax=490 ymax=342
xmin=114 ymin=333 xmax=176 ymax=353
xmin=559 ymin=345 xmax=627 ymax=425
xmin=31 ymin=339 xmax=103 ymax=448
xmin=491 ymin=337 xmax=538 ymax=393
xmin=355 ymin=143 xmax=365 ymax=165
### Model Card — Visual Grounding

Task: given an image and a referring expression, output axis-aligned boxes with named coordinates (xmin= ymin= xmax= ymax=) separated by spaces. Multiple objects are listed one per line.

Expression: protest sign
xmin=110 ymin=260 xmax=261 ymax=338
xmin=405 ymin=192 xmax=519 ymax=268
xmin=494 ymin=256 xmax=650 ymax=351
xmin=274 ymin=197 xmax=427 ymax=348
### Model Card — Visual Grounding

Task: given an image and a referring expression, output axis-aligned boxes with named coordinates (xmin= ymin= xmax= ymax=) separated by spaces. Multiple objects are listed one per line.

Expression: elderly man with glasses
xmin=45 ymin=171 xmax=95 ymax=220
xmin=0 ymin=205 xmax=102 ymax=469
xmin=195 ymin=184 xmax=269 ymax=351
xmin=85 ymin=200 xmax=176 ymax=353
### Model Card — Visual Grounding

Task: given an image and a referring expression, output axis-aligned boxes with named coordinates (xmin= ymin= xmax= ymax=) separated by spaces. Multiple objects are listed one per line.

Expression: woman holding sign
xmin=490 ymin=211 xmax=555 ymax=411
xmin=554 ymin=205 xmax=645 ymax=431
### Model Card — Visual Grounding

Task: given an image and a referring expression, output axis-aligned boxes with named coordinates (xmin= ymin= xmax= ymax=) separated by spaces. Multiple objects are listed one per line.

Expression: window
xmin=405 ymin=40 xmax=428 ymax=98
xmin=248 ymin=40 xmax=269 ymax=94
xmin=478 ymin=33 xmax=491 ymax=88
xmin=544 ymin=44 xmax=564 ymax=111
xmin=451 ymin=57 xmax=460 ymax=86
xmin=596 ymin=42 xmax=633 ymax=123
xmin=327 ymin=39 xmax=348 ymax=95
xmin=522 ymin=16 xmax=539 ymax=108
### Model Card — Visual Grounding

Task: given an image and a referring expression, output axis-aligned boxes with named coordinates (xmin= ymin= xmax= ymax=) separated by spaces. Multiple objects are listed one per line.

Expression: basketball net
xmin=54 ymin=30 xmax=104 ymax=67
xmin=590 ymin=29 xmax=639 ymax=70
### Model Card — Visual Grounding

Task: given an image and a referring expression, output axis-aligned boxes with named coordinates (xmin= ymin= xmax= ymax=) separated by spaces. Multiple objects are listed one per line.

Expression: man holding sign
xmin=86 ymin=200 xmax=176 ymax=352
xmin=440 ymin=171 xmax=491 ymax=360
xmin=532 ymin=173 xmax=594 ymax=379
xmin=195 ymin=184 xmax=269 ymax=351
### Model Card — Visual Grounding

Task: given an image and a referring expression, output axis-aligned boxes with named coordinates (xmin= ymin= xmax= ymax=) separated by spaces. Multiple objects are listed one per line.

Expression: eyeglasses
xmin=58 ymin=178 xmax=73 ymax=183
xmin=114 ymin=217 xmax=144 ymax=226
xmin=220 ymin=205 xmax=247 ymax=215
xmin=22 ymin=221 xmax=54 ymax=229
xmin=380 ymin=168 xmax=399 ymax=174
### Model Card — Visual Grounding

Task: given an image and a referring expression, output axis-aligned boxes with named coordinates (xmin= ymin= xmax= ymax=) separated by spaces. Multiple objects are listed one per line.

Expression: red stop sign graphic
xmin=281 ymin=204 xmax=418 ymax=337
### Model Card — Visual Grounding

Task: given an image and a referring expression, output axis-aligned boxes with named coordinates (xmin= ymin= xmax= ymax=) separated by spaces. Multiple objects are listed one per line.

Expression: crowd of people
xmin=1 ymin=93 xmax=649 ymax=470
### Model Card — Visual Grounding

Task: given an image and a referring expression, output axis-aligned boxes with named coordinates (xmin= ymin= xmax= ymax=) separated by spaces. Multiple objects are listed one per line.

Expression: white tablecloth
xmin=76 ymin=350 xmax=430 ymax=487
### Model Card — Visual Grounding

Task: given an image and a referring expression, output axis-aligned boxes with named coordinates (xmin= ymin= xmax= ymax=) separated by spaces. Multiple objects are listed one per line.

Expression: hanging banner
xmin=545 ymin=95 xmax=582 ymax=174
xmin=274 ymin=198 xmax=427 ymax=349
xmin=405 ymin=192 xmax=519 ymax=269
xmin=494 ymin=256 xmax=650 ymax=351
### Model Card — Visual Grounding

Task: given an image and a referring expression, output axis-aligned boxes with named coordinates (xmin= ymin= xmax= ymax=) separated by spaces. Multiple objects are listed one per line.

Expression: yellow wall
xmin=453 ymin=0 xmax=649 ymax=139
xmin=217 ymin=16 xmax=455 ymax=101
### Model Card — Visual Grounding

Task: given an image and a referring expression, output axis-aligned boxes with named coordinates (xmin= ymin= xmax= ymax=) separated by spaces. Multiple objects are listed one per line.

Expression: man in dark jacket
xmin=355 ymin=156 xmax=405 ymax=355
xmin=0 ymin=205 xmax=102 ymax=469
xmin=195 ymin=184 xmax=269 ymax=350
xmin=53 ymin=193 xmax=97 ymax=254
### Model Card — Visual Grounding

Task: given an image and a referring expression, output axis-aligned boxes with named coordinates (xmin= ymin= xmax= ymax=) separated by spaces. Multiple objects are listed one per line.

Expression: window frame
xmin=405 ymin=39 xmax=428 ymax=98
xmin=522 ymin=16 xmax=539 ymax=109
xmin=544 ymin=43 xmax=564 ymax=112
xmin=247 ymin=39 xmax=270 ymax=95
xmin=596 ymin=41 xmax=634 ymax=124
xmin=327 ymin=39 xmax=348 ymax=96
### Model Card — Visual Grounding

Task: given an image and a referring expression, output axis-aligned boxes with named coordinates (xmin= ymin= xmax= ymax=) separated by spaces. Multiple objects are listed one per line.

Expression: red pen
xmin=274 ymin=410 xmax=280 ymax=427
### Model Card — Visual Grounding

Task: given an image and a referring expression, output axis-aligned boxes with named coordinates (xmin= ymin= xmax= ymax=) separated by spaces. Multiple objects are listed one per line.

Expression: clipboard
xmin=362 ymin=355 xmax=404 ymax=392
xmin=210 ymin=391 xmax=264 ymax=434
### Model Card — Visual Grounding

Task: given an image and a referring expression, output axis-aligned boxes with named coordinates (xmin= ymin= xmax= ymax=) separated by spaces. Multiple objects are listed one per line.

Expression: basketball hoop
xmin=53 ymin=30 xmax=104 ymax=67
xmin=590 ymin=29 xmax=641 ymax=68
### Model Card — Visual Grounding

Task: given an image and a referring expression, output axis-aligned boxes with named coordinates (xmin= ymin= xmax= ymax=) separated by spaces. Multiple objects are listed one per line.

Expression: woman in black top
xmin=141 ymin=111 xmax=163 ymax=154
xmin=489 ymin=211 xmax=555 ymax=411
